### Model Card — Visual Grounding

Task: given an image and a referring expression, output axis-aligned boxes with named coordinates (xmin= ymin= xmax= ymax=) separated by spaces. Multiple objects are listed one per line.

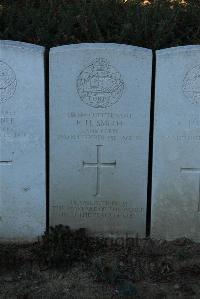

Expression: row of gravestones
xmin=1 ymin=41 xmax=200 ymax=242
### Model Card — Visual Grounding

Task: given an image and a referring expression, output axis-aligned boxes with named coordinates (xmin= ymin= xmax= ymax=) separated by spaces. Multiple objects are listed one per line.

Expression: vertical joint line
xmin=198 ymin=175 xmax=200 ymax=212
xmin=45 ymin=47 xmax=50 ymax=233
xmin=147 ymin=50 xmax=156 ymax=237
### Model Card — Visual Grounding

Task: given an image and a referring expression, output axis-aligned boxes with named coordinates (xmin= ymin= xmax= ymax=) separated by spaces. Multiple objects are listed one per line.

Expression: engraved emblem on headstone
xmin=183 ymin=65 xmax=200 ymax=104
xmin=77 ymin=58 xmax=124 ymax=108
xmin=0 ymin=61 xmax=17 ymax=103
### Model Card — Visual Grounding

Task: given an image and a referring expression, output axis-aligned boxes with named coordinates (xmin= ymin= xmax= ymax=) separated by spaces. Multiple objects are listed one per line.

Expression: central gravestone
xmin=50 ymin=44 xmax=152 ymax=237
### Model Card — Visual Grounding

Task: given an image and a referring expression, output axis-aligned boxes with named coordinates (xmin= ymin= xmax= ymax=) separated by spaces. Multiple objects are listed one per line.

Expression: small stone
xmin=4 ymin=276 xmax=13 ymax=282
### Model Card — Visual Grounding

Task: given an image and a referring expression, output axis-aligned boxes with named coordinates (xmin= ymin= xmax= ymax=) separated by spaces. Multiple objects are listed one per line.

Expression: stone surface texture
xmin=0 ymin=41 xmax=46 ymax=241
xmin=152 ymin=46 xmax=200 ymax=242
xmin=50 ymin=43 xmax=152 ymax=237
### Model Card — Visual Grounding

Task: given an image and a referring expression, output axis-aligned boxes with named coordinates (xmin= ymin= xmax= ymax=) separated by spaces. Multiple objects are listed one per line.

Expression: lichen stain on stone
xmin=152 ymin=183 xmax=200 ymax=241
xmin=23 ymin=187 xmax=31 ymax=192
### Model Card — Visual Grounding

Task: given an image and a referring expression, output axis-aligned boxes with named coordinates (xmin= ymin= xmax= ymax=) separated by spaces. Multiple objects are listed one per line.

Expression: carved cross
xmin=83 ymin=145 xmax=116 ymax=197
xmin=0 ymin=159 xmax=12 ymax=165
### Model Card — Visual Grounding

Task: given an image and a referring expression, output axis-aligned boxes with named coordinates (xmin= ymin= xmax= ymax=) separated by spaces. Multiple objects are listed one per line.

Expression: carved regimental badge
xmin=0 ymin=61 xmax=17 ymax=103
xmin=183 ymin=65 xmax=200 ymax=104
xmin=77 ymin=58 xmax=124 ymax=108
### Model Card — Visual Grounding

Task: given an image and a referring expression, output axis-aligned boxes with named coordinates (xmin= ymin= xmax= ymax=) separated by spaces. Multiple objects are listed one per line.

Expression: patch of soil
xmin=0 ymin=227 xmax=200 ymax=298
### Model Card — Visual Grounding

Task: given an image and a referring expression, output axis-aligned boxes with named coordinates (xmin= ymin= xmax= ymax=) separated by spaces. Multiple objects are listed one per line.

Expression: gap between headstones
xmin=45 ymin=48 xmax=50 ymax=232
xmin=146 ymin=50 xmax=156 ymax=237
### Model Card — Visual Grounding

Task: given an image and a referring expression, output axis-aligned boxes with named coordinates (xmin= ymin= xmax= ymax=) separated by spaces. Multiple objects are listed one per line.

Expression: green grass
xmin=1 ymin=0 xmax=200 ymax=49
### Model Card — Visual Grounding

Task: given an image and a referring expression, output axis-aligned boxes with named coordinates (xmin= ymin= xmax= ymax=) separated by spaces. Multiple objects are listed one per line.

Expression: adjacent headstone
xmin=50 ymin=43 xmax=152 ymax=237
xmin=0 ymin=41 xmax=46 ymax=241
xmin=152 ymin=46 xmax=200 ymax=241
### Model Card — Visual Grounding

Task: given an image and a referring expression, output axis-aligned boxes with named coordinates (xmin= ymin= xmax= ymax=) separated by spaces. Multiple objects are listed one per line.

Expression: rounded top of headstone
xmin=156 ymin=45 xmax=200 ymax=56
xmin=0 ymin=40 xmax=45 ymax=53
xmin=50 ymin=43 xmax=152 ymax=55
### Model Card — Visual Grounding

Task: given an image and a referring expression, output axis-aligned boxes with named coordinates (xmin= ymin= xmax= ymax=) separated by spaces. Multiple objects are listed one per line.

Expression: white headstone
xmin=50 ymin=43 xmax=152 ymax=237
xmin=0 ymin=41 xmax=46 ymax=241
xmin=152 ymin=46 xmax=200 ymax=242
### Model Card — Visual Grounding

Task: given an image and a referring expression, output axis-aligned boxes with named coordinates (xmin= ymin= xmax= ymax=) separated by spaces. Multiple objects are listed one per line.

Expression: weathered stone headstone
xmin=0 ymin=41 xmax=46 ymax=241
xmin=50 ymin=43 xmax=152 ymax=237
xmin=152 ymin=46 xmax=200 ymax=242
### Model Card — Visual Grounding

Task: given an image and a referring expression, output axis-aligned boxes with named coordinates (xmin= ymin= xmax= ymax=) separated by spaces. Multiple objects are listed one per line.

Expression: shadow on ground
xmin=0 ymin=226 xmax=200 ymax=298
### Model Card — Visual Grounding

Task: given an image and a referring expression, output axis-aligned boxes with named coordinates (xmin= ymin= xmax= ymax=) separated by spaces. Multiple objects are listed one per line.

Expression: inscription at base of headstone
xmin=152 ymin=46 xmax=200 ymax=242
xmin=0 ymin=41 xmax=46 ymax=241
xmin=50 ymin=43 xmax=152 ymax=237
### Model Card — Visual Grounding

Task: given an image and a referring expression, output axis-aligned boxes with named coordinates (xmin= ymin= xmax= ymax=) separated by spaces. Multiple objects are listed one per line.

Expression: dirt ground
xmin=0 ymin=228 xmax=200 ymax=299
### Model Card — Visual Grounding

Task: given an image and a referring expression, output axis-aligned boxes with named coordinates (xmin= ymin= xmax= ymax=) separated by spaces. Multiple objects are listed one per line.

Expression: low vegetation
xmin=0 ymin=226 xmax=200 ymax=298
